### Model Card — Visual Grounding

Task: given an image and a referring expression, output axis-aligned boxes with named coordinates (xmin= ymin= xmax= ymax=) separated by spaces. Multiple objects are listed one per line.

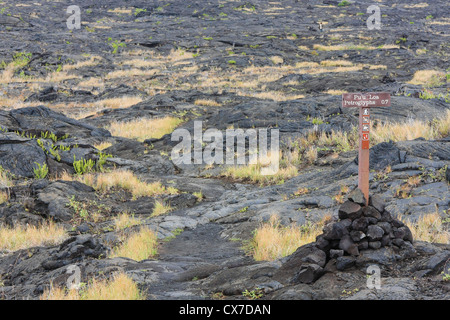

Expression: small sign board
xmin=342 ymin=92 xmax=391 ymax=108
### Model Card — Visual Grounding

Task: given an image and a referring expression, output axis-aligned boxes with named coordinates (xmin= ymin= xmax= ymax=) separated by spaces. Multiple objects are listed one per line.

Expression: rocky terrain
xmin=0 ymin=0 xmax=449 ymax=301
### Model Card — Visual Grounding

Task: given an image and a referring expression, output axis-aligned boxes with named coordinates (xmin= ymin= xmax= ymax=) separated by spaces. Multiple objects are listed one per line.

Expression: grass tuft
xmin=40 ymin=272 xmax=145 ymax=300
xmin=109 ymin=227 xmax=158 ymax=261
xmin=245 ymin=214 xmax=331 ymax=261
xmin=0 ymin=221 xmax=67 ymax=251
xmin=107 ymin=117 xmax=183 ymax=142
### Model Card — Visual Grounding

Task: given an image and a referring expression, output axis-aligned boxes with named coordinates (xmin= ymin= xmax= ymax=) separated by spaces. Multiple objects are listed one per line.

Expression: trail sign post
xmin=342 ymin=92 xmax=391 ymax=205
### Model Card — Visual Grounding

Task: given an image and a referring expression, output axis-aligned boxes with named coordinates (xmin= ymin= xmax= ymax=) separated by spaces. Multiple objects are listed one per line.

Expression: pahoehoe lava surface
xmin=0 ymin=0 xmax=449 ymax=300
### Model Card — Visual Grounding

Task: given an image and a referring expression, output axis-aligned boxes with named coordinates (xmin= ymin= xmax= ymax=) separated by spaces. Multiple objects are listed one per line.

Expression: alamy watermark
xmin=171 ymin=121 xmax=280 ymax=175
xmin=66 ymin=265 xmax=81 ymax=290
xmin=66 ymin=5 xmax=81 ymax=30
xmin=367 ymin=5 xmax=381 ymax=30
xmin=366 ymin=264 xmax=381 ymax=289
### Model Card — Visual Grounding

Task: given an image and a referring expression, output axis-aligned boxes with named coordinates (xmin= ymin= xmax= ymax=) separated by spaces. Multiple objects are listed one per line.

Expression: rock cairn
xmin=316 ymin=189 xmax=414 ymax=260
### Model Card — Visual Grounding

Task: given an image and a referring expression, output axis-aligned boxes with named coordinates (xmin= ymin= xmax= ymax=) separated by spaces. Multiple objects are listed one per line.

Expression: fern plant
xmin=34 ymin=162 xmax=48 ymax=179
xmin=73 ymin=157 xmax=95 ymax=175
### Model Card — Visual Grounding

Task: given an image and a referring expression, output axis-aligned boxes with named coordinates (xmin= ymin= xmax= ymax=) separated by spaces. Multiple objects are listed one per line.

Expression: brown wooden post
xmin=359 ymin=106 xmax=370 ymax=205
xmin=342 ymin=92 xmax=391 ymax=206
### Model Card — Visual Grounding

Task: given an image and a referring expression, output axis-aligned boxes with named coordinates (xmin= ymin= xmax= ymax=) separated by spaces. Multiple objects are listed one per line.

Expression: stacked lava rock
xmin=316 ymin=189 xmax=414 ymax=259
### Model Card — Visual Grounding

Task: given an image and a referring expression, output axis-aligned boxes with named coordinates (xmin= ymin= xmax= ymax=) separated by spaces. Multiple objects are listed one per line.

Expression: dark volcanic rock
xmin=323 ymin=221 xmax=349 ymax=240
xmin=338 ymin=201 xmax=363 ymax=220
xmin=273 ymin=243 xmax=326 ymax=284
xmin=0 ymin=132 xmax=47 ymax=178
xmin=367 ymin=225 xmax=385 ymax=241
xmin=347 ymin=189 xmax=367 ymax=206
xmin=336 ymin=256 xmax=356 ymax=271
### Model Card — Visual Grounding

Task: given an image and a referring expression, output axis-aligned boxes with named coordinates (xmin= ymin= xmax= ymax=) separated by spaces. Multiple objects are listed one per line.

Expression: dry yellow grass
xmin=78 ymin=77 xmax=105 ymax=88
xmin=63 ymin=56 xmax=103 ymax=71
xmin=0 ymin=169 xmax=13 ymax=188
xmin=107 ymin=116 xmax=183 ymax=142
xmin=313 ymin=44 xmax=398 ymax=51
xmin=0 ymin=95 xmax=41 ymax=110
xmin=109 ymin=227 xmax=158 ymax=261
xmin=151 ymin=201 xmax=172 ymax=217
xmin=304 ymin=146 xmax=318 ymax=164
xmin=0 ymin=65 xmax=16 ymax=84
xmin=295 ymin=61 xmax=319 ymax=68
xmin=239 ymin=90 xmax=305 ymax=101
xmin=40 ymin=272 xmax=145 ymax=300
xmin=51 ymin=170 xmax=74 ymax=182
xmin=313 ymin=44 xmax=376 ymax=51
xmin=247 ymin=214 xmax=331 ymax=261
xmin=270 ymin=56 xmax=284 ymax=65
xmin=105 ymin=68 xmax=158 ymax=79
xmin=326 ymin=89 xmax=348 ymax=95
xmin=113 ymin=213 xmax=142 ymax=231
xmin=84 ymin=170 xmax=178 ymax=199
xmin=407 ymin=70 xmax=446 ymax=86
xmin=223 ymin=154 xmax=298 ymax=186
xmin=95 ymin=96 xmax=143 ymax=109
xmin=94 ymin=142 xmax=113 ymax=151
xmin=0 ymin=221 xmax=67 ymax=251
xmin=404 ymin=212 xmax=449 ymax=244
xmin=194 ymin=99 xmax=221 ymax=107
xmin=108 ymin=7 xmax=133 ymax=14
xmin=122 ymin=58 xmax=161 ymax=68
xmin=371 ymin=111 xmax=450 ymax=143
xmin=320 ymin=60 xmax=353 ymax=67
xmin=0 ymin=191 xmax=8 ymax=205
xmin=404 ymin=3 xmax=429 ymax=8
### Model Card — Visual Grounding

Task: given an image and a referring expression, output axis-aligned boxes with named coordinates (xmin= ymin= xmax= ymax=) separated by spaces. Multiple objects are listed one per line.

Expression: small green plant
xmin=96 ymin=152 xmax=112 ymax=172
xmin=193 ymin=191 xmax=204 ymax=202
xmin=242 ymin=287 xmax=264 ymax=300
xmin=426 ymin=15 xmax=433 ymax=20
xmin=341 ymin=288 xmax=359 ymax=296
xmin=33 ymin=162 xmax=48 ymax=179
xmin=109 ymin=39 xmax=126 ymax=54
xmin=134 ymin=8 xmax=147 ymax=16
xmin=68 ymin=196 xmax=89 ymax=221
xmin=239 ymin=206 xmax=249 ymax=213
xmin=73 ymin=157 xmax=95 ymax=175
xmin=338 ymin=0 xmax=350 ymax=7
xmin=40 ymin=131 xmax=59 ymax=143
xmin=311 ymin=117 xmax=324 ymax=125
xmin=442 ymin=272 xmax=450 ymax=282
xmin=49 ymin=145 xmax=61 ymax=162
xmin=12 ymin=52 xmax=32 ymax=69
xmin=228 ymin=60 xmax=236 ymax=65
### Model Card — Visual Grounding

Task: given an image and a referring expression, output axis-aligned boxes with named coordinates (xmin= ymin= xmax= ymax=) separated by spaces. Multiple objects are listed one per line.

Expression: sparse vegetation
xmin=151 ymin=200 xmax=172 ymax=217
xmin=40 ymin=272 xmax=145 ymax=300
xmin=82 ymin=170 xmax=178 ymax=199
xmin=113 ymin=213 xmax=142 ymax=231
xmin=33 ymin=162 xmax=49 ymax=179
xmin=408 ymin=70 xmax=446 ymax=87
xmin=404 ymin=212 xmax=449 ymax=244
xmin=107 ymin=117 xmax=183 ymax=142
xmin=0 ymin=221 xmax=67 ymax=251
xmin=245 ymin=214 xmax=331 ymax=261
xmin=109 ymin=227 xmax=158 ymax=261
